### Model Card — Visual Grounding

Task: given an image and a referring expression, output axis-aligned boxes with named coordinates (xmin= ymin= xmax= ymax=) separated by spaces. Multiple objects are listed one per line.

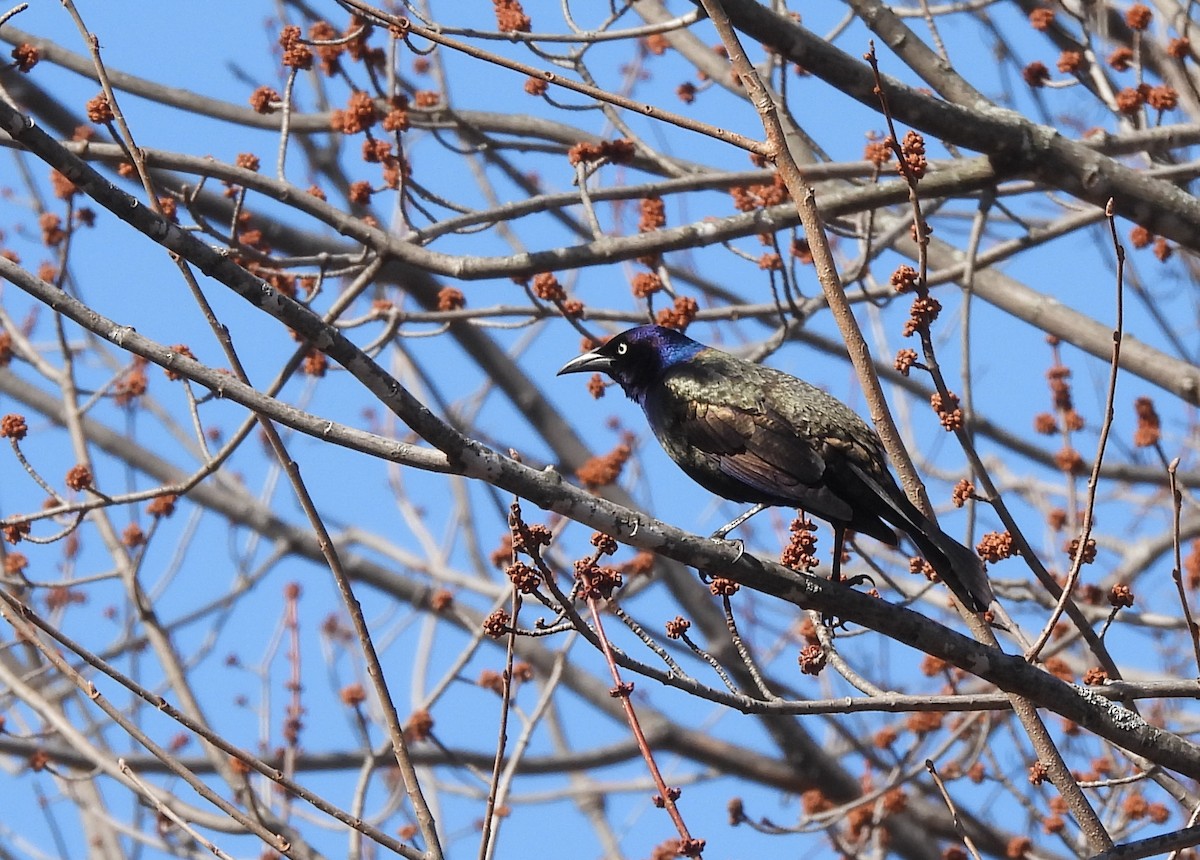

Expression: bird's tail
xmin=908 ymin=522 xmax=994 ymax=613
xmin=845 ymin=462 xmax=994 ymax=612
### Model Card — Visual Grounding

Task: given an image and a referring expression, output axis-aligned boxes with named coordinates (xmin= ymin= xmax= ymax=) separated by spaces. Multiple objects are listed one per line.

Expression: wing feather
xmin=649 ymin=367 xmax=858 ymax=521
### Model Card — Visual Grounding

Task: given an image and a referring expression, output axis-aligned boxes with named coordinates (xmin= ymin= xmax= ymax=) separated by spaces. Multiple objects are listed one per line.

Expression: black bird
xmin=558 ymin=324 xmax=993 ymax=612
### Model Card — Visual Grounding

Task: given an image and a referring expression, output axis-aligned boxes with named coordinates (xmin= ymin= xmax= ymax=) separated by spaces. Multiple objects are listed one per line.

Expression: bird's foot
xmin=842 ymin=572 xmax=875 ymax=590
xmin=820 ymin=573 xmax=875 ymax=630
xmin=710 ymin=536 xmax=745 ymax=564
xmin=708 ymin=519 xmax=747 ymax=562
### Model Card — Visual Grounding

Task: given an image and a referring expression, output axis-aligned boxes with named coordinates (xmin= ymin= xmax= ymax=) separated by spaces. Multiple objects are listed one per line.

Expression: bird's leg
xmin=835 ymin=530 xmax=875 ymax=590
xmin=824 ymin=528 xmax=874 ymax=630
xmin=831 ymin=526 xmax=845 ymax=584
xmin=710 ymin=503 xmax=768 ymax=541
xmin=708 ymin=503 xmax=767 ymax=566
xmin=822 ymin=527 xmax=848 ymax=630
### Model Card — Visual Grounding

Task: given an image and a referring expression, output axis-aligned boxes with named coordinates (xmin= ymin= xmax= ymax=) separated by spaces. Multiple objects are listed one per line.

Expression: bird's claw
xmin=821 ymin=573 xmax=874 ymax=631
xmin=842 ymin=572 xmax=875 ymax=590
xmin=711 ymin=536 xmax=745 ymax=564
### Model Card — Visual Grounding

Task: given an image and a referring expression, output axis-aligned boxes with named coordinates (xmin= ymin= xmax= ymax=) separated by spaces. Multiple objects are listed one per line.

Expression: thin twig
xmin=925 ymin=759 xmax=983 ymax=860
xmin=1025 ymin=198 xmax=1125 ymax=662
xmin=1168 ymin=459 xmax=1200 ymax=675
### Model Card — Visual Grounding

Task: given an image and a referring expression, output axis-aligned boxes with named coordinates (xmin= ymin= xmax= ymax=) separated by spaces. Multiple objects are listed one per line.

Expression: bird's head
xmin=557 ymin=325 xmax=705 ymax=403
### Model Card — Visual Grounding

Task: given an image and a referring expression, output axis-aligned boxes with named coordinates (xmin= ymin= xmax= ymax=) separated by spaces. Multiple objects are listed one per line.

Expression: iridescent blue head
xmin=557 ymin=325 xmax=706 ymax=404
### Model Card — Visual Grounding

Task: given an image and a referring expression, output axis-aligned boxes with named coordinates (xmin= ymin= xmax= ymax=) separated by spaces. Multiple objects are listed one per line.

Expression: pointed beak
xmin=557 ymin=349 xmax=613 ymax=377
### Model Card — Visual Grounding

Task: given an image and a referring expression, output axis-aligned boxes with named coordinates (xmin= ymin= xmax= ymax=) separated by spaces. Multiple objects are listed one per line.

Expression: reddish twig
xmin=576 ymin=561 xmax=706 ymax=858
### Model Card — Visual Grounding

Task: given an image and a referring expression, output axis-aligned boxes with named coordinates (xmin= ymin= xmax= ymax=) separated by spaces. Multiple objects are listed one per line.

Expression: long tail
xmin=906 ymin=521 xmax=994 ymax=612
xmin=847 ymin=463 xmax=994 ymax=612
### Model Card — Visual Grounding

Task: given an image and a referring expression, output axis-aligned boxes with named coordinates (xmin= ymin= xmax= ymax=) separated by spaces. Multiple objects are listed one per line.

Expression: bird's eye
xmin=616 ymin=343 xmax=628 ymax=356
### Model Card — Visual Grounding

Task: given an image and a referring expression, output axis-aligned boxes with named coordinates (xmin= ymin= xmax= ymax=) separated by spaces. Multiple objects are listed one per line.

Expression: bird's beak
xmin=557 ymin=349 xmax=613 ymax=376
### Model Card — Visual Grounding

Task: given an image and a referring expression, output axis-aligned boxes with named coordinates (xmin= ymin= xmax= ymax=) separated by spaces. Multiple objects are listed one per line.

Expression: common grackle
xmin=558 ymin=324 xmax=993 ymax=612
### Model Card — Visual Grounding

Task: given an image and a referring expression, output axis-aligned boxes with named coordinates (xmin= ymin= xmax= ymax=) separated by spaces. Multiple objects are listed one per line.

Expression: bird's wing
xmin=732 ymin=403 xmax=864 ymax=521
xmin=653 ymin=368 xmax=857 ymax=521
xmin=709 ymin=403 xmax=826 ymax=486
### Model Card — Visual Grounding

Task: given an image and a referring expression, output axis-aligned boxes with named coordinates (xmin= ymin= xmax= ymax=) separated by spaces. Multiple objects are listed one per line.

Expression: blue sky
xmin=0 ymin=2 xmax=1196 ymax=858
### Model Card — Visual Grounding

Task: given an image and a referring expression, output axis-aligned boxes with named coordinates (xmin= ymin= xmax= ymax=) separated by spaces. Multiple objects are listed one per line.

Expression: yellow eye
xmin=616 ymin=343 xmax=628 ymax=355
